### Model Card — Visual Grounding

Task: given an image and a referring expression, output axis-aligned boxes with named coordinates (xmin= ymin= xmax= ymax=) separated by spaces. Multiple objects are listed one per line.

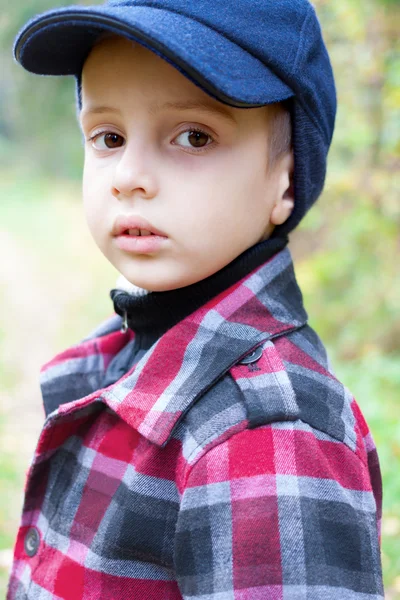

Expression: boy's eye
xmin=90 ymin=132 xmax=125 ymax=150
xmin=174 ymin=130 xmax=212 ymax=149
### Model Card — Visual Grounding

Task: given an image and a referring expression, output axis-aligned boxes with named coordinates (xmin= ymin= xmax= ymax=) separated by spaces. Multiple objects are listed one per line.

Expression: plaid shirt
xmin=8 ymin=247 xmax=383 ymax=599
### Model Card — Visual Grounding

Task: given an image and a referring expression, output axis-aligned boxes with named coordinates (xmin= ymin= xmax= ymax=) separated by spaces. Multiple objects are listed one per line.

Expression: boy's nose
xmin=111 ymin=145 xmax=158 ymax=201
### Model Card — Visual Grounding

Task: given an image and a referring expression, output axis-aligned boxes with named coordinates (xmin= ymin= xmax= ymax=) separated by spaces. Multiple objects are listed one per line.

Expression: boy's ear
xmin=270 ymin=151 xmax=295 ymax=226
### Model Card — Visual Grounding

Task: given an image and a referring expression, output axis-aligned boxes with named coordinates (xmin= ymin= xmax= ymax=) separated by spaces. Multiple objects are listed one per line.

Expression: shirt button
xmin=24 ymin=527 xmax=40 ymax=557
xmin=239 ymin=346 xmax=263 ymax=365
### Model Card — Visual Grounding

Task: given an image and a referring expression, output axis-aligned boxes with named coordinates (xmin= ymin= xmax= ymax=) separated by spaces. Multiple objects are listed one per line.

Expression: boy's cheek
xmin=82 ymin=199 xmax=109 ymax=250
xmin=82 ymin=174 xmax=110 ymax=217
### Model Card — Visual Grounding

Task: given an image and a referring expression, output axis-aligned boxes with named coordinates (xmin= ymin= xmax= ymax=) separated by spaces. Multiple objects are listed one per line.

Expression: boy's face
xmin=80 ymin=36 xmax=293 ymax=291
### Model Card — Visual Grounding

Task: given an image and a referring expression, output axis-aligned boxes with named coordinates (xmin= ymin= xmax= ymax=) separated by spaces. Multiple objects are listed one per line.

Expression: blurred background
xmin=0 ymin=0 xmax=399 ymax=596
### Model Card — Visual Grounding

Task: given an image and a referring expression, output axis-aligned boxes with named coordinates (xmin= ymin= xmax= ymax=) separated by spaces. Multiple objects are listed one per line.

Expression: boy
xmin=10 ymin=1 xmax=383 ymax=598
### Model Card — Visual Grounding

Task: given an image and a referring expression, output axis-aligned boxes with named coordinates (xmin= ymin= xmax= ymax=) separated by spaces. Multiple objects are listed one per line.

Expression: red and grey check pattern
xmin=7 ymin=247 xmax=383 ymax=599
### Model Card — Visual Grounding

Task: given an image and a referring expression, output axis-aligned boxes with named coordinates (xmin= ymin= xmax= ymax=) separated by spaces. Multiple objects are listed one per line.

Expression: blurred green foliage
xmin=0 ymin=417 xmax=20 ymax=595
xmin=0 ymin=0 xmax=399 ymax=596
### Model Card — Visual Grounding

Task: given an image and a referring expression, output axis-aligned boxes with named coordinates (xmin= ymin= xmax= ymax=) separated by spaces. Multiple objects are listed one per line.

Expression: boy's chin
xmin=116 ymin=271 xmax=191 ymax=293
xmin=115 ymin=275 xmax=150 ymax=296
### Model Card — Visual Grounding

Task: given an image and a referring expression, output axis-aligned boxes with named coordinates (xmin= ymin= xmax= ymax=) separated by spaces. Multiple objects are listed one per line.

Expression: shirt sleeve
xmin=174 ymin=421 xmax=383 ymax=599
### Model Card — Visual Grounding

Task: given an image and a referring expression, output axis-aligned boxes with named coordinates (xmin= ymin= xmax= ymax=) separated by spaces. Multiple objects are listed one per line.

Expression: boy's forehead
xmin=82 ymin=36 xmax=208 ymax=101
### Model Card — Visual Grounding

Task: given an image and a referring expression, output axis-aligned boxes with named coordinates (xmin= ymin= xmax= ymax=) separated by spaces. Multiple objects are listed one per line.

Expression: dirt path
xmin=0 ymin=229 xmax=62 ymax=578
xmin=0 ymin=229 xmax=62 ymax=461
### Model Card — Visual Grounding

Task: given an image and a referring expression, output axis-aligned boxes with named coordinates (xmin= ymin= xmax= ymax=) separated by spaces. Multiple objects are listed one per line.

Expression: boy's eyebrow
xmin=80 ymin=106 xmax=121 ymax=121
xmin=150 ymin=100 xmax=237 ymax=125
xmin=80 ymin=101 xmax=237 ymax=125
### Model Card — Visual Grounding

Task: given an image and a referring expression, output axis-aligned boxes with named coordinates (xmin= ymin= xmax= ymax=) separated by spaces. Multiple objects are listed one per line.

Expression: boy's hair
xmin=267 ymin=101 xmax=292 ymax=169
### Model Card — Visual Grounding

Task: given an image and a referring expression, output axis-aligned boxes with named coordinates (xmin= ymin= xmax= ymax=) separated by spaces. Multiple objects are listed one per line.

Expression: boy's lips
xmin=112 ymin=215 xmax=168 ymax=254
xmin=112 ymin=215 xmax=168 ymax=238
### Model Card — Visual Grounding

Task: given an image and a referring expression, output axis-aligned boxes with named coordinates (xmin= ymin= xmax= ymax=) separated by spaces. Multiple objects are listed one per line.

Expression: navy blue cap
xmin=13 ymin=0 xmax=336 ymax=236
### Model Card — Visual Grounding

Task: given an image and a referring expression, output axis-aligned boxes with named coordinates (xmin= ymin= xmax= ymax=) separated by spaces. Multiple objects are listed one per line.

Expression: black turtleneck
xmin=103 ymin=235 xmax=288 ymax=387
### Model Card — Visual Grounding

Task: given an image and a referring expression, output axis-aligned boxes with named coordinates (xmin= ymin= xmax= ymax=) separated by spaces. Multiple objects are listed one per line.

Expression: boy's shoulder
xmin=178 ymin=321 xmax=364 ymax=465
xmin=173 ymin=322 xmax=383 ymax=600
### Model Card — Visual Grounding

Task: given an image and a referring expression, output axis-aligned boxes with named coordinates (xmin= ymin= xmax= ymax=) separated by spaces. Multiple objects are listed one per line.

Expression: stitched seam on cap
xmin=293 ymin=4 xmax=312 ymax=74
xmin=291 ymin=4 xmax=327 ymax=141
xmin=19 ymin=11 xmax=292 ymax=105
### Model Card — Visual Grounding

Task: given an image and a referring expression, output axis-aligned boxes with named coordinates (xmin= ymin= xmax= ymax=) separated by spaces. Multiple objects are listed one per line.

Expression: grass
xmin=0 ymin=170 xmax=399 ymax=598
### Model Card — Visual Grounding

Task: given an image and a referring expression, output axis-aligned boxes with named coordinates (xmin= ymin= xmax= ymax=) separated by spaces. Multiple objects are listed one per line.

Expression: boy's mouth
xmin=113 ymin=215 xmax=168 ymax=239
xmin=113 ymin=214 xmax=168 ymax=254
xmin=126 ymin=228 xmax=154 ymax=237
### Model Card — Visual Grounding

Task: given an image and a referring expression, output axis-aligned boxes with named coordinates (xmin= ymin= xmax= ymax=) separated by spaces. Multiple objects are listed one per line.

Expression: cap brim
xmin=14 ymin=4 xmax=294 ymax=108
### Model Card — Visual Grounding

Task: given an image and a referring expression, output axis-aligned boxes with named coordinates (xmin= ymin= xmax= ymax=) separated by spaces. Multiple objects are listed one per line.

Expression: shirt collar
xmin=41 ymin=246 xmax=307 ymax=447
